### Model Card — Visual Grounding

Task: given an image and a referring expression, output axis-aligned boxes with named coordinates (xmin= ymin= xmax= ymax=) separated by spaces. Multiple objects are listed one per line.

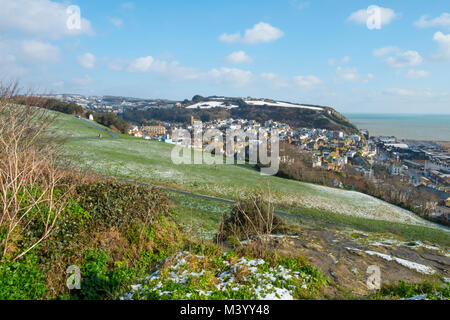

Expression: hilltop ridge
xmin=123 ymin=95 xmax=359 ymax=134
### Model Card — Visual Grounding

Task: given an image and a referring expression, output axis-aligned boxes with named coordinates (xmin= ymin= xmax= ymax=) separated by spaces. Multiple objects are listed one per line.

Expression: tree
xmin=192 ymin=95 xmax=204 ymax=103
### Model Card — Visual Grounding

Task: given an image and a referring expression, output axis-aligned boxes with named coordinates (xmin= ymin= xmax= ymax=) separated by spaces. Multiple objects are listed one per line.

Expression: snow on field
xmin=244 ymin=100 xmax=324 ymax=111
xmin=340 ymin=229 xmax=450 ymax=256
xmin=346 ymin=248 xmax=436 ymax=275
xmin=186 ymin=101 xmax=238 ymax=109
xmin=278 ymin=182 xmax=441 ymax=228
xmin=185 ymin=99 xmax=324 ymax=111
xmin=65 ymin=138 xmax=446 ymax=231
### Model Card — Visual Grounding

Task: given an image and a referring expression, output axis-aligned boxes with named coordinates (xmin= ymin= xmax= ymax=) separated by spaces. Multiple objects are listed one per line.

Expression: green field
xmin=52 ymin=111 xmax=449 ymax=245
xmin=51 ymin=113 xmax=116 ymax=139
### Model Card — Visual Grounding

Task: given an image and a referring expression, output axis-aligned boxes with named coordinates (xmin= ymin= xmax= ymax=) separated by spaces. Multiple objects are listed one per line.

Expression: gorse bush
xmin=74 ymin=181 xmax=171 ymax=231
xmin=39 ymin=180 xmax=178 ymax=299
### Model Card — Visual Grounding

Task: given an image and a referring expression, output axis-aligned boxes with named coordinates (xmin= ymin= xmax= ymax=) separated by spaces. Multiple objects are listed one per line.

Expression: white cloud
xmin=0 ymin=44 xmax=26 ymax=77
xmin=21 ymin=40 xmax=60 ymax=62
xmin=111 ymin=56 xmax=202 ymax=81
xmin=432 ymin=31 xmax=450 ymax=61
xmin=348 ymin=6 xmax=397 ymax=28
xmin=406 ymin=69 xmax=429 ymax=79
xmin=165 ymin=62 xmax=203 ymax=81
xmin=414 ymin=13 xmax=450 ymax=28
xmin=329 ymin=56 xmax=350 ymax=66
xmin=336 ymin=67 xmax=358 ymax=82
xmin=219 ymin=33 xmax=241 ymax=43
xmin=293 ymin=75 xmax=322 ymax=88
xmin=0 ymin=38 xmax=60 ymax=76
xmin=109 ymin=18 xmax=123 ymax=28
xmin=225 ymin=51 xmax=252 ymax=64
xmin=126 ymin=56 xmax=155 ymax=73
xmin=374 ymin=47 xmax=423 ymax=68
xmin=373 ymin=46 xmax=399 ymax=57
xmin=260 ymin=73 xmax=289 ymax=88
xmin=219 ymin=22 xmax=284 ymax=44
xmin=383 ymin=88 xmax=448 ymax=99
xmin=77 ymin=53 xmax=96 ymax=69
xmin=384 ymin=88 xmax=416 ymax=97
xmin=0 ymin=0 xmax=93 ymax=39
xmin=208 ymin=67 xmax=254 ymax=87
xmin=341 ymin=56 xmax=351 ymax=64
xmin=260 ymin=73 xmax=278 ymax=80
xmin=108 ymin=59 xmax=127 ymax=71
xmin=335 ymin=66 xmax=373 ymax=83
xmin=386 ymin=50 xmax=423 ymax=68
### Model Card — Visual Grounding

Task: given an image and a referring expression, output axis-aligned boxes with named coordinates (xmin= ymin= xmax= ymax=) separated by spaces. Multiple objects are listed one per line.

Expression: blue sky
xmin=1 ymin=0 xmax=449 ymax=113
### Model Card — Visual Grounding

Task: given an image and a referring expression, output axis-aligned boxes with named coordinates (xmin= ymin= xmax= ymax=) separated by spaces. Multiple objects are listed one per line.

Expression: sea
xmin=345 ymin=114 xmax=450 ymax=142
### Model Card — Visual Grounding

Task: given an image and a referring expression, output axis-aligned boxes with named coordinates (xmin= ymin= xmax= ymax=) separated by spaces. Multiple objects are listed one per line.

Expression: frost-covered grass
xmin=49 ymin=111 xmax=115 ymax=139
xmin=167 ymin=192 xmax=231 ymax=240
xmin=284 ymin=206 xmax=450 ymax=247
xmin=277 ymin=183 xmax=433 ymax=227
xmin=121 ymin=250 xmax=330 ymax=300
xmin=53 ymin=112 xmax=449 ymax=244
xmin=61 ymin=135 xmax=441 ymax=228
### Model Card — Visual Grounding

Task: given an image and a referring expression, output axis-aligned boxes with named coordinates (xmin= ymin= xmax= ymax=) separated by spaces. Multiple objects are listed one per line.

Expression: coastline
xmin=345 ymin=113 xmax=450 ymax=142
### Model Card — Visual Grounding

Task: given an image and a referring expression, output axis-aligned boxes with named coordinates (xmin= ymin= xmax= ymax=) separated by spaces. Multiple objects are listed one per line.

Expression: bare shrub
xmin=216 ymin=192 xmax=285 ymax=244
xmin=0 ymin=82 xmax=71 ymax=261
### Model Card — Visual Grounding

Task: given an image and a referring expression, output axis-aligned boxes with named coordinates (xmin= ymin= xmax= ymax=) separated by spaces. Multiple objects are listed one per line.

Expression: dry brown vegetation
xmin=216 ymin=192 xmax=285 ymax=247
xmin=0 ymin=82 xmax=72 ymax=261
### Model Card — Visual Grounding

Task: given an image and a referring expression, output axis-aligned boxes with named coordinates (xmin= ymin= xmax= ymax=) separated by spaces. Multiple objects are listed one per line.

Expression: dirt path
xmin=269 ymin=225 xmax=450 ymax=297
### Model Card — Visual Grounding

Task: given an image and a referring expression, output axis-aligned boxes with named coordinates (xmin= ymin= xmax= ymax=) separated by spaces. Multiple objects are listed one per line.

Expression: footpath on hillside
xmin=68 ymin=117 xmax=119 ymax=140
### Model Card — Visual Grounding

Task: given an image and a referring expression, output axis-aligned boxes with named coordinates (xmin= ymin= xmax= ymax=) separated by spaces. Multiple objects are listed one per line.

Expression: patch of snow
xmin=346 ymin=248 xmax=436 ymax=275
xmin=404 ymin=294 xmax=427 ymax=300
xmin=186 ymin=101 xmax=238 ymax=109
xmin=121 ymin=251 xmax=314 ymax=300
xmin=244 ymin=100 xmax=323 ymax=111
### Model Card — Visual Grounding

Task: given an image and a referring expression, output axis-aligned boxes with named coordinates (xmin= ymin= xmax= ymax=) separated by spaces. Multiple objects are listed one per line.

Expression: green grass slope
xmin=52 ymin=112 xmax=449 ymax=242
xmin=50 ymin=111 xmax=117 ymax=139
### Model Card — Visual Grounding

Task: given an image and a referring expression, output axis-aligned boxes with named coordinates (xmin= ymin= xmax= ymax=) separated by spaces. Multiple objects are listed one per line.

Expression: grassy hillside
xmin=51 ymin=113 xmax=117 ymax=139
xmin=52 ymin=111 xmax=449 ymax=245
xmin=2 ymin=107 xmax=448 ymax=301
